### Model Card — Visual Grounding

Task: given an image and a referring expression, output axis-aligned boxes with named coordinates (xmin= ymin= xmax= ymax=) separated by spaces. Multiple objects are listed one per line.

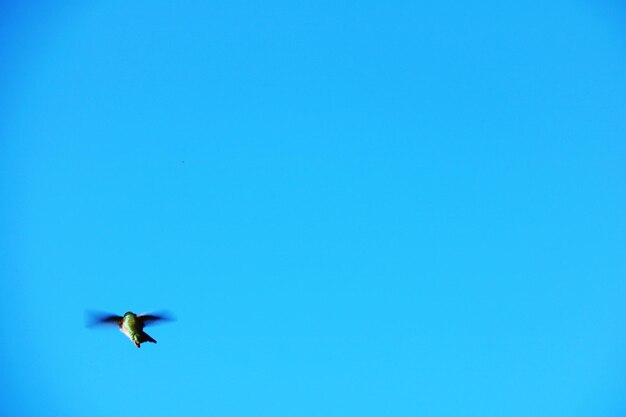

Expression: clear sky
xmin=1 ymin=1 xmax=625 ymax=416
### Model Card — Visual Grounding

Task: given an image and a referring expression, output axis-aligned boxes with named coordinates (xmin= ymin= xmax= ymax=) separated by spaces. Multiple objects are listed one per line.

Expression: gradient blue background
xmin=1 ymin=1 xmax=625 ymax=416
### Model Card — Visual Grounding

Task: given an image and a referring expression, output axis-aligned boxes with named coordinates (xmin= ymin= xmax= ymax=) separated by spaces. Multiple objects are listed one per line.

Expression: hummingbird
xmin=86 ymin=311 xmax=173 ymax=348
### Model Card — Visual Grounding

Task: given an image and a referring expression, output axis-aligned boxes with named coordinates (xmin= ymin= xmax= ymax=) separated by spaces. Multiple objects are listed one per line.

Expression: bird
xmin=86 ymin=311 xmax=173 ymax=348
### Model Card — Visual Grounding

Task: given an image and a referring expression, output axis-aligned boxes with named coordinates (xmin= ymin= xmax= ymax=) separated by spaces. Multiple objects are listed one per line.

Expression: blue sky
xmin=1 ymin=1 xmax=625 ymax=416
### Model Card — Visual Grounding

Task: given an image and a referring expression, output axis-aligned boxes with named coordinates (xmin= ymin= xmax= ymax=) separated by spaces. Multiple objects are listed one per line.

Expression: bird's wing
xmin=138 ymin=312 xmax=174 ymax=326
xmin=85 ymin=311 xmax=123 ymax=327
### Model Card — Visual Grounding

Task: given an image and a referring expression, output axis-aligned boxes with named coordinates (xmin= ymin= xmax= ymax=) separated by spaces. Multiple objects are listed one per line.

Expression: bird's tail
xmin=140 ymin=332 xmax=157 ymax=344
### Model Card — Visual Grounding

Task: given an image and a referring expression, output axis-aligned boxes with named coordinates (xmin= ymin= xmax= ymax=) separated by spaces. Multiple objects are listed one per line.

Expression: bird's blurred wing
xmin=138 ymin=311 xmax=175 ymax=326
xmin=85 ymin=311 xmax=123 ymax=327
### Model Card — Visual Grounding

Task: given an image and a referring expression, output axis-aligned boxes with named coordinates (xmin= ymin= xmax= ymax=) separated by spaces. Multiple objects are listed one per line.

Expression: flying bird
xmin=86 ymin=311 xmax=173 ymax=348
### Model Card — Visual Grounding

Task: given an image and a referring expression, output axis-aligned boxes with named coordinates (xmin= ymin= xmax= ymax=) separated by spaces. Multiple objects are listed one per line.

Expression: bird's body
xmin=87 ymin=310 xmax=172 ymax=348
xmin=120 ymin=312 xmax=157 ymax=348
